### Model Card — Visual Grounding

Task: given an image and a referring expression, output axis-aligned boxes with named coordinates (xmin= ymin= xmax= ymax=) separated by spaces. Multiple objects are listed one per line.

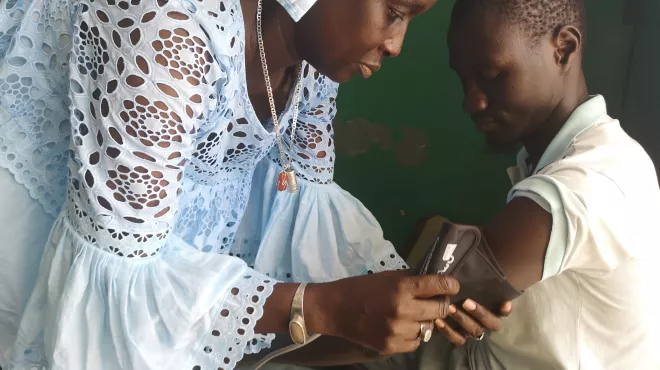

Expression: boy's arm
xmin=481 ymin=196 xmax=552 ymax=291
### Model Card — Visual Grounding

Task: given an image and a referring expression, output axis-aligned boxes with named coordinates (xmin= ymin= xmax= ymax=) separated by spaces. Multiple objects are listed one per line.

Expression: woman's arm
xmin=256 ymin=272 xmax=460 ymax=357
xmin=242 ymin=335 xmax=382 ymax=367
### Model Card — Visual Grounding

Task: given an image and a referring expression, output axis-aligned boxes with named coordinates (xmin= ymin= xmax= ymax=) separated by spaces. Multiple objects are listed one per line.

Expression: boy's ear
xmin=553 ymin=25 xmax=582 ymax=70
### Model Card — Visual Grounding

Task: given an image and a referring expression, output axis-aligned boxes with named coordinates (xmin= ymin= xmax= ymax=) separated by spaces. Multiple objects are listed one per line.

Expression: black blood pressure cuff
xmin=415 ymin=222 xmax=521 ymax=313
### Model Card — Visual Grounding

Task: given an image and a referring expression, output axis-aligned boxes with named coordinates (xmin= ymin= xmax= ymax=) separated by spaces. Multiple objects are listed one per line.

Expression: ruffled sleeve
xmin=8 ymin=2 xmax=277 ymax=369
xmin=0 ymin=0 xmax=72 ymax=216
xmin=234 ymin=64 xmax=408 ymax=283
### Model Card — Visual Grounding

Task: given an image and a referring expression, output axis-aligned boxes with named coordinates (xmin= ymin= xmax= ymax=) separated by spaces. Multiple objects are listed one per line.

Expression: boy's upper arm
xmin=482 ymin=166 xmax=631 ymax=292
xmin=482 ymin=196 xmax=552 ymax=292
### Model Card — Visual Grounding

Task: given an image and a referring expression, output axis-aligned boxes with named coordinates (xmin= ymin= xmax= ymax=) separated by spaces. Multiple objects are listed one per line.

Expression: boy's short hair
xmin=450 ymin=0 xmax=586 ymax=44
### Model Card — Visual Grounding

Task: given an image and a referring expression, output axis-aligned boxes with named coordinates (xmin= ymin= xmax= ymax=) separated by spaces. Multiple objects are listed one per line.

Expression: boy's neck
xmin=523 ymin=73 xmax=590 ymax=168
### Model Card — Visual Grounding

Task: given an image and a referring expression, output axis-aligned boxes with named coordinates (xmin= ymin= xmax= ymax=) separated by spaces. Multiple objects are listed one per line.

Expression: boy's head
xmin=448 ymin=0 xmax=586 ymax=150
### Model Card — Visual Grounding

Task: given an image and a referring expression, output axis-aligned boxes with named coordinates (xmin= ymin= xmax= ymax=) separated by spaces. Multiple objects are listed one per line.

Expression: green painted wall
xmin=332 ymin=0 xmax=632 ymax=251
xmin=621 ymin=0 xmax=660 ymax=175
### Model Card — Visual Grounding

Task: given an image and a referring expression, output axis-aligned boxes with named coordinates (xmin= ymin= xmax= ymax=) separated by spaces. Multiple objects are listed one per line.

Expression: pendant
xmin=285 ymin=168 xmax=298 ymax=194
xmin=277 ymin=171 xmax=288 ymax=192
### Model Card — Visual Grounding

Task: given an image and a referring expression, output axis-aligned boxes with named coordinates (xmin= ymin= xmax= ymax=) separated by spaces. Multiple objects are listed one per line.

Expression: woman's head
xmin=447 ymin=0 xmax=586 ymax=150
xmin=290 ymin=0 xmax=436 ymax=83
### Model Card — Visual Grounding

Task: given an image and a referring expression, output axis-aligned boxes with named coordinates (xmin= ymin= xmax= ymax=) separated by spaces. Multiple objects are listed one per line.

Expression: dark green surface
xmin=621 ymin=0 xmax=660 ymax=175
xmin=333 ymin=0 xmax=631 ymax=251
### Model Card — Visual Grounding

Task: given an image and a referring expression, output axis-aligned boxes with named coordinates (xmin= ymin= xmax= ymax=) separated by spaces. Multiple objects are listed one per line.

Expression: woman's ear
xmin=553 ymin=25 xmax=582 ymax=71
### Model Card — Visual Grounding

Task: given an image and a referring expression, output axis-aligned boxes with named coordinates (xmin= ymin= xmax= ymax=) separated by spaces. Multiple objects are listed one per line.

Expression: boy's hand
xmin=434 ymin=300 xmax=512 ymax=346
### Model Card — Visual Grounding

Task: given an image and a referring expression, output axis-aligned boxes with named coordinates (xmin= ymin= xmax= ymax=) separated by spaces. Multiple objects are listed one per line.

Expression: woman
xmin=0 ymin=0 xmax=503 ymax=368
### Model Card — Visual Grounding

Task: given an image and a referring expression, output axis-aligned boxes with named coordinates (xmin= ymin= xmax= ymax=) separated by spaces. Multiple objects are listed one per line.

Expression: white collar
xmin=276 ymin=0 xmax=317 ymax=21
xmin=508 ymin=95 xmax=608 ymax=184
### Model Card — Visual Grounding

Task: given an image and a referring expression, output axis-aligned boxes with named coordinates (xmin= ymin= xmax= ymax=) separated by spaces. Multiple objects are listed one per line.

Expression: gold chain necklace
xmin=256 ymin=0 xmax=303 ymax=193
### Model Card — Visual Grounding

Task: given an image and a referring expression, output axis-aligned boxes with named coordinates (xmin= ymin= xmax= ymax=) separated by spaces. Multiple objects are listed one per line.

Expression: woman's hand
xmin=305 ymin=271 xmax=459 ymax=356
xmin=434 ymin=300 xmax=513 ymax=346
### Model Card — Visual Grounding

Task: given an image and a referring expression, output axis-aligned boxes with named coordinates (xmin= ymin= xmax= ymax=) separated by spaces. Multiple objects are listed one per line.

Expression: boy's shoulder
xmin=541 ymin=116 xmax=658 ymax=202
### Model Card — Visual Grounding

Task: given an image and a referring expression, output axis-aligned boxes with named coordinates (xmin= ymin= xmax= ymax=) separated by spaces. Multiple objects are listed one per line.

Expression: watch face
xmin=289 ymin=317 xmax=307 ymax=345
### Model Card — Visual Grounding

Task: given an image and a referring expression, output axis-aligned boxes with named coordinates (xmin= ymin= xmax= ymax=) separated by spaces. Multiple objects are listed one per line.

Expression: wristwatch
xmin=289 ymin=283 xmax=311 ymax=345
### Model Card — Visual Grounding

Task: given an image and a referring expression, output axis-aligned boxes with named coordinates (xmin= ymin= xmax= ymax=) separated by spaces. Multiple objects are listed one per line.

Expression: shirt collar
xmin=510 ymin=95 xmax=608 ymax=183
xmin=276 ymin=0 xmax=317 ymax=22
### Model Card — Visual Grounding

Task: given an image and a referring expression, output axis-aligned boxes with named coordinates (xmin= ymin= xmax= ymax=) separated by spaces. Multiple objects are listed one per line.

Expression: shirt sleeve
xmin=508 ymin=164 xmax=631 ymax=279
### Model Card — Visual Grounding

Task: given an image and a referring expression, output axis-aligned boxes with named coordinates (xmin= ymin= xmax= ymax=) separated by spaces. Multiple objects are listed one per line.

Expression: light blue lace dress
xmin=0 ymin=0 xmax=408 ymax=368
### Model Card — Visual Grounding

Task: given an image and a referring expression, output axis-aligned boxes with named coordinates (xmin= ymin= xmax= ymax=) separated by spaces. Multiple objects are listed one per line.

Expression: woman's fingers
xmin=394 ymin=319 xmax=430 ymax=341
xmin=397 ymin=338 xmax=424 ymax=354
xmin=379 ymin=320 xmax=429 ymax=355
xmin=408 ymin=295 xmax=451 ymax=322
xmin=407 ymin=274 xmax=460 ymax=299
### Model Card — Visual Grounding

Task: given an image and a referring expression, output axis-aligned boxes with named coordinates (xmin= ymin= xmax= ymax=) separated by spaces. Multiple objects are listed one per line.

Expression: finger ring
xmin=419 ymin=322 xmax=433 ymax=343
xmin=473 ymin=332 xmax=485 ymax=341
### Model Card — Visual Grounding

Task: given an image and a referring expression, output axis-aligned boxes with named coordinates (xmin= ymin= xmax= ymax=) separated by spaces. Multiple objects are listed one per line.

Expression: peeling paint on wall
xmin=333 ymin=117 xmax=393 ymax=155
xmin=396 ymin=125 xmax=429 ymax=168
xmin=333 ymin=117 xmax=429 ymax=168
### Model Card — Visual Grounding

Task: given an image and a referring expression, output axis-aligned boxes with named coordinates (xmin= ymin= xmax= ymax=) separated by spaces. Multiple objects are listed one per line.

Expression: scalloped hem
xmin=7 ymin=213 xmax=276 ymax=370
xmin=0 ymin=105 xmax=68 ymax=218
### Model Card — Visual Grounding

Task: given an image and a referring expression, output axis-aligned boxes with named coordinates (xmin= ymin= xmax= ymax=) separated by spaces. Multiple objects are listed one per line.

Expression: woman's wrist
xmin=303 ymin=282 xmax=340 ymax=337
xmin=256 ymin=281 xmax=342 ymax=338
xmin=256 ymin=283 xmax=299 ymax=334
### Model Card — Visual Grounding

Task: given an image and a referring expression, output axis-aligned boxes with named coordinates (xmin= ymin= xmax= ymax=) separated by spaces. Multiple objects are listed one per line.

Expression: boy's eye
xmin=481 ymin=70 xmax=502 ymax=82
xmin=387 ymin=7 xmax=404 ymax=23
